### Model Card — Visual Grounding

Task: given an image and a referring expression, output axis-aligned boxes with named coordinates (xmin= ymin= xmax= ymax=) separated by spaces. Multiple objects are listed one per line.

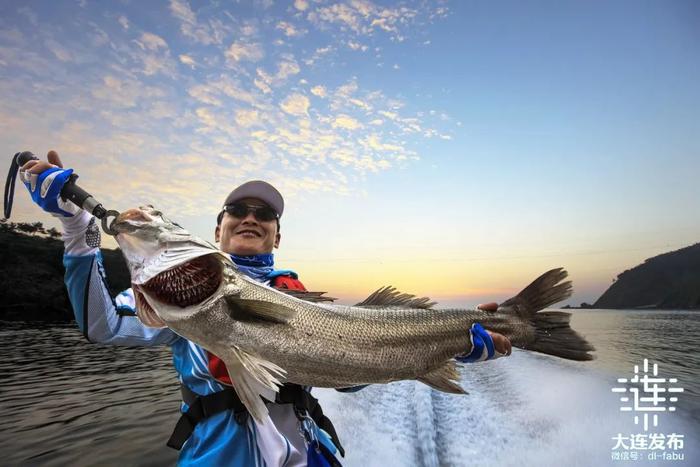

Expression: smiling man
xmin=21 ymin=151 xmax=512 ymax=467
xmin=216 ymin=183 xmax=282 ymax=256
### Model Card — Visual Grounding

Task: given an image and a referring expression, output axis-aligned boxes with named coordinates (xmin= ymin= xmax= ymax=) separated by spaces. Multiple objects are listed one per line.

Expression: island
xmin=593 ymin=243 xmax=700 ymax=310
xmin=0 ymin=220 xmax=130 ymax=321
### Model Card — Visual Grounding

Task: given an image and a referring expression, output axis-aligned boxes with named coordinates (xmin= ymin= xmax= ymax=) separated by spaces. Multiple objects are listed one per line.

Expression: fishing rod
xmin=3 ymin=151 xmax=120 ymax=235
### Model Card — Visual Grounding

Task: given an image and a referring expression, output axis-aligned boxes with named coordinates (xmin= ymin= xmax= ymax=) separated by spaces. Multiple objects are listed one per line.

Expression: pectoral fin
xmin=417 ymin=361 xmax=467 ymax=394
xmin=226 ymin=296 xmax=298 ymax=324
xmin=222 ymin=346 xmax=286 ymax=422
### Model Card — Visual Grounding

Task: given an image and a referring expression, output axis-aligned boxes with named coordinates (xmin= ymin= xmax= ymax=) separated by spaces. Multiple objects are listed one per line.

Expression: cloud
xmin=254 ymin=78 xmax=272 ymax=94
xmin=169 ymin=0 xmax=225 ymax=44
xmin=235 ymin=109 xmax=261 ymax=128
xmin=137 ymin=32 xmax=168 ymax=51
xmin=170 ymin=0 xmax=197 ymax=30
xmin=215 ymin=78 xmax=260 ymax=105
xmin=45 ymin=39 xmax=74 ymax=62
xmin=347 ymin=41 xmax=368 ymax=51
xmin=148 ymin=101 xmax=178 ymax=120
xmin=275 ymin=59 xmax=301 ymax=81
xmin=225 ymin=41 xmax=264 ymax=62
xmin=332 ymin=114 xmax=362 ymax=130
xmin=189 ymin=77 xmax=260 ymax=107
xmin=303 ymin=45 xmax=334 ymax=66
xmin=194 ymin=107 xmax=233 ymax=134
xmin=129 ymin=38 xmax=176 ymax=76
xmin=240 ymin=23 xmax=258 ymax=36
xmin=364 ymin=134 xmax=402 ymax=152
xmin=306 ymin=1 xmax=442 ymax=43
xmin=179 ymin=54 xmax=197 ymax=68
xmin=310 ymin=3 xmax=361 ymax=32
xmin=118 ymin=15 xmax=129 ymax=30
xmin=280 ymin=93 xmax=310 ymax=116
xmin=91 ymin=75 xmax=165 ymax=109
xmin=88 ymin=23 xmax=110 ymax=47
xmin=189 ymin=85 xmax=222 ymax=106
xmin=276 ymin=21 xmax=306 ymax=37
xmin=349 ymin=98 xmax=371 ymax=111
xmin=255 ymin=58 xmax=301 ymax=92
xmin=310 ymin=85 xmax=327 ymax=98
xmin=294 ymin=0 xmax=309 ymax=11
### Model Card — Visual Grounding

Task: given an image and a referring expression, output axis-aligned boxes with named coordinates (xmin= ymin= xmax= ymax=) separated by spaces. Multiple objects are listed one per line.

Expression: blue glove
xmin=456 ymin=323 xmax=499 ymax=363
xmin=21 ymin=167 xmax=77 ymax=217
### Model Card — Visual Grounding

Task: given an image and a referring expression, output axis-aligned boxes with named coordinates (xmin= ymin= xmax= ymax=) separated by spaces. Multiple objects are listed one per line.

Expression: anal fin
xmin=417 ymin=360 xmax=467 ymax=394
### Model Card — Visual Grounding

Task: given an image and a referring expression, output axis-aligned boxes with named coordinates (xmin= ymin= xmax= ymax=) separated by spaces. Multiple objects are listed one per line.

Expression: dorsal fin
xmin=355 ymin=286 xmax=436 ymax=309
xmin=273 ymin=288 xmax=338 ymax=303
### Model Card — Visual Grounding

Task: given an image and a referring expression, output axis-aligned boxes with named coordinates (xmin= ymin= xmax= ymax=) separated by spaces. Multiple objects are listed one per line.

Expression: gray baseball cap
xmin=223 ymin=180 xmax=284 ymax=217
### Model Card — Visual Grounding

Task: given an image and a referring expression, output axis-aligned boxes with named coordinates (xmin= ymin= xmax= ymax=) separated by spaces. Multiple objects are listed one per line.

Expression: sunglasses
xmin=222 ymin=203 xmax=279 ymax=222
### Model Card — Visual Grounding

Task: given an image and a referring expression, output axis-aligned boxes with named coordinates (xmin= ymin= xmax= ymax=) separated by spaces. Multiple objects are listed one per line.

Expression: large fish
xmin=113 ymin=206 xmax=595 ymax=421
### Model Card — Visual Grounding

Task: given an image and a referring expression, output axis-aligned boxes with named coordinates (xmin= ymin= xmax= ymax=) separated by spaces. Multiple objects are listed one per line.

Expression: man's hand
xmin=477 ymin=302 xmax=498 ymax=312
xmin=477 ymin=301 xmax=512 ymax=357
xmin=20 ymin=150 xmax=81 ymax=218
xmin=21 ymin=149 xmax=63 ymax=174
xmin=486 ymin=330 xmax=512 ymax=356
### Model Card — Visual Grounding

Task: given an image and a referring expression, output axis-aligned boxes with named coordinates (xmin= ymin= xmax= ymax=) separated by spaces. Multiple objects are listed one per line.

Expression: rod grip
xmin=15 ymin=151 xmax=107 ymax=219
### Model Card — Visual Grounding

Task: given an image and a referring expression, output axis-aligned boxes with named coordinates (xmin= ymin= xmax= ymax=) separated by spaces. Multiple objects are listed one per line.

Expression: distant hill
xmin=0 ymin=221 xmax=130 ymax=321
xmin=594 ymin=243 xmax=700 ymax=310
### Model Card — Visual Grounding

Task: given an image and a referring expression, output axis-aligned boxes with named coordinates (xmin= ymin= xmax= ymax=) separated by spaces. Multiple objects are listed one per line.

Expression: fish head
xmin=113 ymin=205 xmax=226 ymax=284
xmin=112 ymin=206 xmax=240 ymax=326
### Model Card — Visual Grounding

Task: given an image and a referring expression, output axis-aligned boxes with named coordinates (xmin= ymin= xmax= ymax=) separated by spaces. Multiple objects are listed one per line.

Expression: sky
xmin=1 ymin=0 xmax=698 ymax=307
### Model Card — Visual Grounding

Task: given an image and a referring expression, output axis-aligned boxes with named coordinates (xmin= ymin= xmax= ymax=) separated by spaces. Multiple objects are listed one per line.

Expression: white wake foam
xmin=315 ymin=351 xmax=698 ymax=467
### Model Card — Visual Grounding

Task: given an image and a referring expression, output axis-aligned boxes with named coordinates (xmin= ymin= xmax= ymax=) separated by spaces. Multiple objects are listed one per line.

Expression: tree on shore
xmin=0 ymin=219 xmax=51 ymax=236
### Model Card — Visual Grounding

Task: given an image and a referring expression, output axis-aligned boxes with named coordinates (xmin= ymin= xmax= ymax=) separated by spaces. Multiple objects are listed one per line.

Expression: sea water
xmin=0 ymin=310 xmax=698 ymax=466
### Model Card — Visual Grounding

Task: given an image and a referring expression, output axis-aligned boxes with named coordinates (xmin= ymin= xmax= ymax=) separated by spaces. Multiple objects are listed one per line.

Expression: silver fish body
xmin=113 ymin=206 xmax=595 ymax=421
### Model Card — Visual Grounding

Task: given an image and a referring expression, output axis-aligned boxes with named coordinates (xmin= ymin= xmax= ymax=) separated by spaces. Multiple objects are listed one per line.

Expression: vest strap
xmin=167 ymin=384 xmax=345 ymax=458
xmin=166 ymin=385 xmax=248 ymax=450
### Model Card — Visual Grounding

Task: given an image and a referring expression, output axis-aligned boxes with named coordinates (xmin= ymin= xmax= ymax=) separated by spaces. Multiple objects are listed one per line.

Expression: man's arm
xmin=63 ymin=232 xmax=177 ymax=346
xmin=23 ymin=151 xmax=178 ymax=346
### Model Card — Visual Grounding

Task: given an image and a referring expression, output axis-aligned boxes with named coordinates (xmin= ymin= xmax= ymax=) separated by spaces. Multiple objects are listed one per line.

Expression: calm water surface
xmin=0 ymin=310 xmax=698 ymax=466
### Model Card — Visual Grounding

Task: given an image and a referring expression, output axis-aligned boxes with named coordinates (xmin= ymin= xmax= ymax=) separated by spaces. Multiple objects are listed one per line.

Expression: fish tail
xmin=500 ymin=268 xmax=595 ymax=361
xmin=530 ymin=311 xmax=595 ymax=360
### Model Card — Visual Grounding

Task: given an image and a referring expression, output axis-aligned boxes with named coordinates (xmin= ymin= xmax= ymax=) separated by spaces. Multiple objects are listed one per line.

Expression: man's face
xmin=215 ymin=197 xmax=280 ymax=255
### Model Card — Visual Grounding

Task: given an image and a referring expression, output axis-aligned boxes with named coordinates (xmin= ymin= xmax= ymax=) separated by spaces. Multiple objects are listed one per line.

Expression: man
xmin=21 ymin=151 xmax=511 ymax=467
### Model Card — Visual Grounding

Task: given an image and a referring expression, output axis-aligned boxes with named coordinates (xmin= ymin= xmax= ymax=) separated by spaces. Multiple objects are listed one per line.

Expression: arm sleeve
xmin=61 ymin=210 xmax=178 ymax=346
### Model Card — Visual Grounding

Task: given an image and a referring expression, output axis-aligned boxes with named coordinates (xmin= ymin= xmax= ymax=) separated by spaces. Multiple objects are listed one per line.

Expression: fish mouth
xmin=141 ymin=254 xmax=223 ymax=307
